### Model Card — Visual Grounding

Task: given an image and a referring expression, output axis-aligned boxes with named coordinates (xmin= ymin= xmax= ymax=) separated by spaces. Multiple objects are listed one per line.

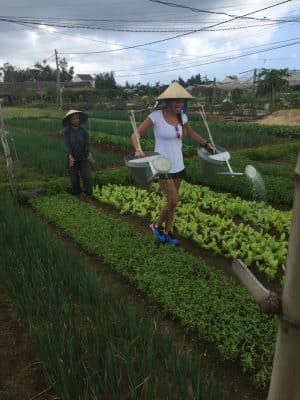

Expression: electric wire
xmin=111 ymin=36 xmax=300 ymax=73
xmin=149 ymin=0 xmax=300 ymax=23
xmin=115 ymin=39 xmax=300 ymax=78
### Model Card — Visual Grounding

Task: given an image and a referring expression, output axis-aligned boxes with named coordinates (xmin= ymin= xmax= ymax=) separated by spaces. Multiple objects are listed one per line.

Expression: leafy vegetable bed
xmin=32 ymin=194 xmax=277 ymax=386
xmin=93 ymin=182 xmax=288 ymax=280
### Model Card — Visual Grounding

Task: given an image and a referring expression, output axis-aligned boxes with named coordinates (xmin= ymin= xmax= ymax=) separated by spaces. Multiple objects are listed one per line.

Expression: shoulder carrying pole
xmin=267 ymin=151 xmax=300 ymax=399
xmin=232 ymin=151 xmax=300 ymax=399
xmin=129 ymin=110 xmax=142 ymax=152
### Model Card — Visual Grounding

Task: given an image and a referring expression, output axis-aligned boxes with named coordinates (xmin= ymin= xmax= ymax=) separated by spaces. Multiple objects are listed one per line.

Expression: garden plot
xmin=1 ymin=106 xmax=298 ymax=399
xmin=0 ymin=196 xmax=229 ymax=400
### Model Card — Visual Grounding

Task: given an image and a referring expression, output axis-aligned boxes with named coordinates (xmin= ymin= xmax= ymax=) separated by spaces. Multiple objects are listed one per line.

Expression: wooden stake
xmin=0 ymin=102 xmax=16 ymax=193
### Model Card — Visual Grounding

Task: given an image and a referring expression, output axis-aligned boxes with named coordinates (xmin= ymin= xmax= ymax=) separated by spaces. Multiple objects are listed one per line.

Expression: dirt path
xmin=256 ymin=109 xmax=300 ymax=126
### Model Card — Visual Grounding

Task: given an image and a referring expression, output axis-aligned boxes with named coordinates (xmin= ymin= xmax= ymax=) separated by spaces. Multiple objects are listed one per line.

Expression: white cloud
xmin=38 ymin=24 xmax=57 ymax=33
xmin=0 ymin=0 xmax=298 ymax=84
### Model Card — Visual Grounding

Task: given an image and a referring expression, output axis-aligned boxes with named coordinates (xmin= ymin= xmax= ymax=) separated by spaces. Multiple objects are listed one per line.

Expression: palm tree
xmin=257 ymin=68 xmax=290 ymax=113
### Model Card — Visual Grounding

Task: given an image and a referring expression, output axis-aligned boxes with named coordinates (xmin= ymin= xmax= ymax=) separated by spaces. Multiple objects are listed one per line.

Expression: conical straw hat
xmin=62 ymin=109 xmax=88 ymax=127
xmin=156 ymin=81 xmax=194 ymax=100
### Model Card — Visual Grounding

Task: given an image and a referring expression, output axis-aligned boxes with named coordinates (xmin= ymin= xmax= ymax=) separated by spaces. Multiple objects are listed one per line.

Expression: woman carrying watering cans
xmin=131 ymin=81 xmax=215 ymax=246
xmin=63 ymin=109 xmax=95 ymax=196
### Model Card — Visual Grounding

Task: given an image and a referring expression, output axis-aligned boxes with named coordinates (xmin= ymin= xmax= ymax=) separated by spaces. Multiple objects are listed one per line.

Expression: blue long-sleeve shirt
xmin=64 ymin=127 xmax=90 ymax=161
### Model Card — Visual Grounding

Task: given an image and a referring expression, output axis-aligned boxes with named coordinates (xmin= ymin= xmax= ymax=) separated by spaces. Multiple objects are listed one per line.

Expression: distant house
xmin=219 ymin=75 xmax=248 ymax=90
xmin=73 ymin=74 xmax=95 ymax=88
xmin=287 ymin=70 xmax=300 ymax=90
xmin=64 ymin=81 xmax=95 ymax=91
xmin=187 ymin=76 xmax=252 ymax=102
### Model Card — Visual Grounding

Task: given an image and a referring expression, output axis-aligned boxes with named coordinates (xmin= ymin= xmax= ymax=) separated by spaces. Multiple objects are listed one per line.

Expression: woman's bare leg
xmin=157 ymin=179 xmax=182 ymax=233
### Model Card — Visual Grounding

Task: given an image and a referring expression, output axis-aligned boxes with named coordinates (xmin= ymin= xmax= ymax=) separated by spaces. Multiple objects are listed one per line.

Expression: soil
xmin=255 ymin=109 xmax=300 ymax=126
xmin=0 ymin=287 xmax=57 ymax=400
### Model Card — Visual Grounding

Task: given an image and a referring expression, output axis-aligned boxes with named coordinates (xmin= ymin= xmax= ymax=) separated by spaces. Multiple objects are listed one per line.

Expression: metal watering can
xmin=124 ymin=110 xmax=172 ymax=189
xmin=125 ymin=151 xmax=171 ymax=189
xmin=198 ymin=106 xmax=258 ymax=179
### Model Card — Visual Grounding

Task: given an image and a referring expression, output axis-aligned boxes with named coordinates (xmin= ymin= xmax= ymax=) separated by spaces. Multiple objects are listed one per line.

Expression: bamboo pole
xmin=0 ymin=102 xmax=16 ymax=193
xmin=267 ymin=151 xmax=300 ymax=399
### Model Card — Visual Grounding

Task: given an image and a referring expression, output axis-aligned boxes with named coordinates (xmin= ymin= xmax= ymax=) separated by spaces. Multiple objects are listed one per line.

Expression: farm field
xmin=0 ymin=105 xmax=299 ymax=399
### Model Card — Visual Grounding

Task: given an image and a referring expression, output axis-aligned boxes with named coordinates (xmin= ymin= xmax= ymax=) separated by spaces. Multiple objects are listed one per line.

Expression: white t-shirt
xmin=148 ymin=110 xmax=188 ymax=173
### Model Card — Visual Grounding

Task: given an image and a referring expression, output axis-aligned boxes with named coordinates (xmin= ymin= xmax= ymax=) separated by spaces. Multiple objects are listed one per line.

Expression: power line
xmin=111 ymin=37 xmax=300 ymax=73
xmin=63 ymin=0 xmax=293 ymax=54
xmin=115 ymin=39 xmax=300 ymax=78
xmin=0 ymin=15 xmax=288 ymax=33
xmin=149 ymin=0 xmax=300 ymax=23
xmin=1 ymin=12 xmax=290 ymax=65
xmin=0 ymin=0 xmax=293 ymax=55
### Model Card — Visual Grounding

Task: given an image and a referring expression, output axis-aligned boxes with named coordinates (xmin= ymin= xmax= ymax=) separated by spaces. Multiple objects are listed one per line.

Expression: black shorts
xmin=158 ymin=169 xmax=186 ymax=180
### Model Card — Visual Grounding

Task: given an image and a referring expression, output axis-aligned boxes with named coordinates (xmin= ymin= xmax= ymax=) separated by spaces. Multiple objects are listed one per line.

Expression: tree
xmin=177 ymin=76 xmax=185 ymax=86
xmin=257 ymin=68 xmax=290 ymax=112
xmin=186 ymin=74 xmax=202 ymax=85
xmin=0 ymin=63 xmax=31 ymax=82
xmin=0 ymin=59 xmax=74 ymax=82
xmin=33 ymin=59 xmax=74 ymax=82
xmin=32 ymin=61 xmax=56 ymax=81
xmin=59 ymin=58 xmax=74 ymax=82
xmin=95 ymin=72 xmax=117 ymax=89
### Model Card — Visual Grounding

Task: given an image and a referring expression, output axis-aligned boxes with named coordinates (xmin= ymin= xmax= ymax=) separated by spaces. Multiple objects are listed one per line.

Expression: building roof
xmin=64 ymin=81 xmax=94 ymax=90
xmin=195 ymin=78 xmax=252 ymax=91
xmin=75 ymin=74 xmax=94 ymax=81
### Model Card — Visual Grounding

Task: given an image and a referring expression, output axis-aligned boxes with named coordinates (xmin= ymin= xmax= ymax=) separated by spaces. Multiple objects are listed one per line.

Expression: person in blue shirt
xmin=63 ymin=109 xmax=95 ymax=196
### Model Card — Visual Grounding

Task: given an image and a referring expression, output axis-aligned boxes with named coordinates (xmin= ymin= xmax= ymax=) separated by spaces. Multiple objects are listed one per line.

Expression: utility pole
xmin=212 ymin=77 xmax=217 ymax=104
xmin=0 ymin=101 xmax=16 ymax=193
xmin=252 ymin=68 xmax=257 ymax=98
xmin=55 ymin=49 xmax=63 ymax=110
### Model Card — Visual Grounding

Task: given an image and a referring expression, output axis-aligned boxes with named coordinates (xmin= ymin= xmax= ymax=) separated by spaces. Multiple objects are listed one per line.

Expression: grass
xmin=2 ymin=126 xmax=122 ymax=176
xmin=3 ymin=105 xmax=62 ymax=119
xmin=0 ymin=195 xmax=228 ymax=400
xmin=5 ymin=112 xmax=283 ymax=150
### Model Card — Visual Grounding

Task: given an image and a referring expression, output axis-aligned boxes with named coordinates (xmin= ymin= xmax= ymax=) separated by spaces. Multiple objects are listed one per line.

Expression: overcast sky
xmin=0 ymin=0 xmax=299 ymax=85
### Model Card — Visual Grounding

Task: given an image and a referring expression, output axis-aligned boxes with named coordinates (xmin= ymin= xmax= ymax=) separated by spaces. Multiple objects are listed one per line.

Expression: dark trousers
xmin=68 ymin=159 xmax=93 ymax=195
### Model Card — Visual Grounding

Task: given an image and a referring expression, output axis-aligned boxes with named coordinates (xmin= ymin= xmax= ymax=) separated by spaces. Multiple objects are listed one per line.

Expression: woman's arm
xmin=184 ymin=123 xmax=216 ymax=153
xmin=64 ymin=130 xmax=75 ymax=166
xmin=130 ymin=117 xmax=153 ymax=157
xmin=83 ymin=129 xmax=95 ymax=163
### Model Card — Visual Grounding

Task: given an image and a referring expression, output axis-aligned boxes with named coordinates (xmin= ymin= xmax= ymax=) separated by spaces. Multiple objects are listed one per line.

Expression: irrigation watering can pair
xmin=125 ymin=108 xmax=258 ymax=190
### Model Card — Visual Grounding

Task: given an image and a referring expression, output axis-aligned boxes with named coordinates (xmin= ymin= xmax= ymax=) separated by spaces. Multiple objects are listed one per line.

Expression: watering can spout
xmin=245 ymin=165 xmax=258 ymax=179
